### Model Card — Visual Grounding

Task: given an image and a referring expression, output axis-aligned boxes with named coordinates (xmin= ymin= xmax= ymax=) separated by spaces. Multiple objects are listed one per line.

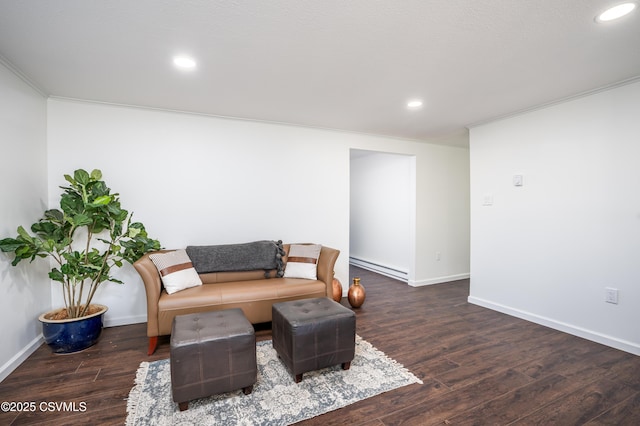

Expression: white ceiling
xmin=1 ymin=1 xmax=639 ymax=146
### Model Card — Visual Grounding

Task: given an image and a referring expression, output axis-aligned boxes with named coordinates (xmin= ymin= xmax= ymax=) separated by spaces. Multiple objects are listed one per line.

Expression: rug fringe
xmin=356 ymin=335 xmax=424 ymax=385
xmin=125 ymin=361 xmax=150 ymax=426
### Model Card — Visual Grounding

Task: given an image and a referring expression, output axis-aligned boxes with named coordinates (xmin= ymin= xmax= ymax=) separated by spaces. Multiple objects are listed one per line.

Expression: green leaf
xmin=60 ymin=192 xmax=84 ymax=215
xmin=49 ymin=268 xmax=64 ymax=283
xmin=16 ymin=226 xmax=34 ymax=243
xmin=74 ymin=169 xmax=90 ymax=185
xmin=129 ymin=222 xmax=144 ymax=230
xmin=90 ymin=169 xmax=102 ymax=181
xmin=106 ymin=203 xmax=125 ymax=217
xmin=31 ymin=221 xmax=64 ymax=242
xmin=42 ymin=239 xmax=56 ymax=252
xmin=92 ymin=195 xmax=111 ymax=206
xmin=0 ymin=238 xmax=24 ymax=252
xmin=15 ymin=244 xmax=34 ymax=260
xmin=44 ymin=209 xmax=64 ymax=222
xmin=89 ymin=180 xmax=109 ymax=197
xmin=72 ymin=214 xmax=92 ymax=227
xmin=128 ymin=227 xmax=141 ymax=238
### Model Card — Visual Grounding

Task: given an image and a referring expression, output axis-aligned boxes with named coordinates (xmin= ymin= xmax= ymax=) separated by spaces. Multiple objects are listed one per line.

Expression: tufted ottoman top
xmin=171 ymin=308 xmax=253 ymax=348
xmin=273 ymin=297 xmax=354 ymax=327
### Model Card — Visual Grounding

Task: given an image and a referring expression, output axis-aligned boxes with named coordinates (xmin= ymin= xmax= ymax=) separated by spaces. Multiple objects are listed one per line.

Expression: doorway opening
xmin=349 ymin=149 xmax=416 ymax=283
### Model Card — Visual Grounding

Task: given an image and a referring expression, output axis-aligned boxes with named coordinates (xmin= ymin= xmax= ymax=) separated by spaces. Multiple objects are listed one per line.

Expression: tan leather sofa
xmin=134 ymin=244 xmax=340 ymax=354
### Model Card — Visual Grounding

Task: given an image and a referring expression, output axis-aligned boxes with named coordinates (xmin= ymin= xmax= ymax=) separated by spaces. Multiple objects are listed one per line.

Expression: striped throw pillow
xmin=283 ymin=244 xmax=322 ymax=280
xmin=149 ymin=249 xmax=202 ymax=294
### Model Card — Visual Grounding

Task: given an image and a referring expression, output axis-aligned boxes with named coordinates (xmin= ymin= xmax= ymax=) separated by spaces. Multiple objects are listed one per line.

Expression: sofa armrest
xmin=317 ymin=246 xmax=340 ymax=298
xmin=133 ymin=251 xmax=165 ymax=337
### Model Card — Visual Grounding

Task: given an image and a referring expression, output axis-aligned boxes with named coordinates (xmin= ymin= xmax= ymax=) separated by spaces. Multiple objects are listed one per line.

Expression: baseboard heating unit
xmin=349 ymin=257 xmax=408 ymax=282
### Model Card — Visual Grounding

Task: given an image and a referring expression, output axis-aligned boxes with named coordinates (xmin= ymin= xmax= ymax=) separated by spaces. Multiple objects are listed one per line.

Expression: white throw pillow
xmin=283 ymin=244 xmax=322 ymax=280
xmin=149 ymin=249 xmax=202 ymax=294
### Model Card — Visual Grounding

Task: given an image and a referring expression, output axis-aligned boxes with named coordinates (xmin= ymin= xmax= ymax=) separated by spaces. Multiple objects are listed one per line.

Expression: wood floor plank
xmin=449 ymin=373 xmax=575 ymax=424
xmin=584 ymin=392 xmax=640 ymax=425
xmin=515 ymin=341 xmax=628 ymax=384
xmin=512 ymin=378 xmax=636 ymax=425
xmin=378 ymin=369 xmax=534 ymax=426
xmin=603 ymin=354 xmax=640 ymax=391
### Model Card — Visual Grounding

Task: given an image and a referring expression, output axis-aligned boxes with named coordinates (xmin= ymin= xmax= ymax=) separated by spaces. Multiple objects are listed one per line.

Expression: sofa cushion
xmin=199 ymin=269 xmax=280 ymax=285
xmin=149 ymin=249 xmax=202 ymax=294
xmin=284 ymin=244 xmax=322 ymax=280
xmin=158 ymin=278 xmax=326 ymax=310
xmin=156 ymin=278 xmax=327 ymax=334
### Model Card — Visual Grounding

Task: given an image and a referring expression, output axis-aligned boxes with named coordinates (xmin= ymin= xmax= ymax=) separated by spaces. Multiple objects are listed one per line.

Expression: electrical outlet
xmin=605 ymin=287 xmax=619 ymax=304
xmin=435 ymin=252 xmax=441 ymax=261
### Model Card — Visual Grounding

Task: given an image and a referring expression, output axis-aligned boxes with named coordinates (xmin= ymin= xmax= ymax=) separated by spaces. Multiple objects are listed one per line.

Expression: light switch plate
xmin=513 ymin=175 xmax=523 ymax=186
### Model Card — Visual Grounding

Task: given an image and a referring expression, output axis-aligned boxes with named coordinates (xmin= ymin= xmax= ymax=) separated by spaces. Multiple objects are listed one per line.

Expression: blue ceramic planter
xmin=39 ymin=305 xmax=108 ymax=354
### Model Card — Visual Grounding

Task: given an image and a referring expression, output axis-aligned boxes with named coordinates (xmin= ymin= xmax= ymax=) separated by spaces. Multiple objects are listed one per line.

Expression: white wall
xmin=350 ymin=150 xmax=414 ymax=281
xmin=469 ymin=80 xmax=640 ymax=355
xmin=413 ymin=141 xmax=470 ymax=285
xmin=0 ymin=61 xmax=49 ymax=381
xmin=46 ymin=98 xmax=470 ymax=324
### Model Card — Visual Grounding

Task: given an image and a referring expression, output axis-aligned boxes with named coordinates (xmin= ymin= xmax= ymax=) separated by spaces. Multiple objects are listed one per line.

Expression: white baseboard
xmin=468 ymin=296 xmax=640 ymax=356
xmin=349 ymin=257 xmax=408 ymax=282
xmin=0 ymin=335 xmax=44 ymax=383
xmin=104 ymin=314 xmax=146 ymax=328
xmin=349 ymin=257 xmax=470 ymax=287
xmin=409 ymin=273 xmax=470 ymax=287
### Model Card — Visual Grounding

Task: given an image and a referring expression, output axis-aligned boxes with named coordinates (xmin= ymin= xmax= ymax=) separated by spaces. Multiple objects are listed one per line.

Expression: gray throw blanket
xmin=186 ymin=240 xmax=285 ymax=277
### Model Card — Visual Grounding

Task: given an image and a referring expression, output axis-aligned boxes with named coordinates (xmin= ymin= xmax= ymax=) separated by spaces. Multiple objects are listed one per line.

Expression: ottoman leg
xmin=342 ymin=361 xmax=351 ymax=370
xmin=243 ymin=385 xmax=253 ymax=395
xmin=178 ymin=401 xmax=189 ymax=411
xmin=295 ymin=373 xmax=303 ymax=383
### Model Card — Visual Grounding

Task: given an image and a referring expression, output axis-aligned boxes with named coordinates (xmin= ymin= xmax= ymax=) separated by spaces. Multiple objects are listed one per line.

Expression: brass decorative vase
xmin=332 ymin=277 xmax=343 ymax=302
xmin=348 ymin=277 xmax=366 ymax=308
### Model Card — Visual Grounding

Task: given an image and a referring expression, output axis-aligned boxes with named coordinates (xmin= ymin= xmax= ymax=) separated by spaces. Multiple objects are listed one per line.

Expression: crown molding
xmin=467 ymin=75 xmax=640 ymax=129
xmin=0 ymin=52 xmax=47 ymax=97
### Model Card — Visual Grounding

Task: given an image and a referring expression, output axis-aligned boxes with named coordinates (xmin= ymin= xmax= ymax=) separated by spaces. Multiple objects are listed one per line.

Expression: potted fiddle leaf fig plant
xmin=0 ymin=169 xmax=161 ymax=353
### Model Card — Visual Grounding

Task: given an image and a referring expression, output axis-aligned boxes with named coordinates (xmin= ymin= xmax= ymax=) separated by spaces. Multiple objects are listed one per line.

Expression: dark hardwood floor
xmin=1 ymin=266 xmax=638 ymax=425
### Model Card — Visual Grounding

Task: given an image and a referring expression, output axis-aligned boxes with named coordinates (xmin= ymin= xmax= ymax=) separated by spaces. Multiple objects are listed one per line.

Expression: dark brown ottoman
xmin=272 ymin=297 xmax=356 ymax=383
xmin=170 ymin=309 xmax=256 ymax=411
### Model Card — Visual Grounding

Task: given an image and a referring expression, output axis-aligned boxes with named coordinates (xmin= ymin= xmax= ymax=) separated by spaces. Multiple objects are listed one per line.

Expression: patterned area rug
xmin=126 ymin=335 xmax=422 ymax=425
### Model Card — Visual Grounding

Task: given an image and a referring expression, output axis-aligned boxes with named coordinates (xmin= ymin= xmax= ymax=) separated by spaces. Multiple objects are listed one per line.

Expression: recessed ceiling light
xmin=173 ymin=56 xmax=197 ymax=70
xmin=407 ymin=100 xmax=423 ymax=109
xmin=595 ymin=2 xmax=637 ymax=22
